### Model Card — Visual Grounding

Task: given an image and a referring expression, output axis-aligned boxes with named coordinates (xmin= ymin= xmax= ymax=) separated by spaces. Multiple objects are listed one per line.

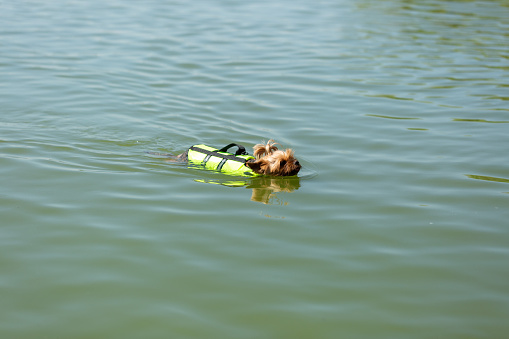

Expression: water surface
xmin=1 ymin=0 xmax=509 ymax=338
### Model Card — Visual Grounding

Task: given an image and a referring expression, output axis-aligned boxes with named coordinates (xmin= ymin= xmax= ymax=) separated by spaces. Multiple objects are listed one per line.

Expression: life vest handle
xmin=217 ymin=143 xmax=248 ymax=156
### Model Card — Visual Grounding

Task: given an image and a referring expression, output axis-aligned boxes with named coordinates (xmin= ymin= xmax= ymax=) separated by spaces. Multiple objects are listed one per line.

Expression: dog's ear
xmin=246 ymin=160 xmax=265 ymax=174
xmin=253 ymin=140 xmax=279 ymax=159
xmin=253 ymin=145 xmax=267 ymax=159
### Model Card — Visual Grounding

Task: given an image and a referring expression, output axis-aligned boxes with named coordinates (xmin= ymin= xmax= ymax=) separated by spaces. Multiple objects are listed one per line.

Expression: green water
xmin=1 ymin=0 xmax=508 ymax=338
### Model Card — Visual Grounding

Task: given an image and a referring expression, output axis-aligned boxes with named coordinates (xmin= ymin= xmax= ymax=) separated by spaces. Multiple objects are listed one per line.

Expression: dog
xmin=177 ymin=140 xmax=301 ymax=177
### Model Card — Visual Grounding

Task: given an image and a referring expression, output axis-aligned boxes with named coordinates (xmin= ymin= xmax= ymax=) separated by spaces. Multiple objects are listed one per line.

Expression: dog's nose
xmin=295 ymin=160 xmax=300 ymax=166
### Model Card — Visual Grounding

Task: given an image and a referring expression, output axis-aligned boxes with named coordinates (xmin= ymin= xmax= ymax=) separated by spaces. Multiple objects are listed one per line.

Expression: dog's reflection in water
xmin=247 ymin=176 xmax=300 ymax=204
xmin=196 ymin=175 xmax=300 ymax=205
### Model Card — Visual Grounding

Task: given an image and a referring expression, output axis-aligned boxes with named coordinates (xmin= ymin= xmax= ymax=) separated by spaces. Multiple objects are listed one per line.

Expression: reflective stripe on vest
xmin=187 ymin=144 xmax=258 ymax=176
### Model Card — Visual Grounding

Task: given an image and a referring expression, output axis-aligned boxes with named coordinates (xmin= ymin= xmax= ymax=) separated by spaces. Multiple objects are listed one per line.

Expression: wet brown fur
xmin=245 ymin=140 xmax=301 ymax=176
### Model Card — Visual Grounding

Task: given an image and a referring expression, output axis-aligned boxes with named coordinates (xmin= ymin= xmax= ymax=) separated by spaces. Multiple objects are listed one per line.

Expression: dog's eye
xmin=280 ymin=160 xmax=287 ymax=166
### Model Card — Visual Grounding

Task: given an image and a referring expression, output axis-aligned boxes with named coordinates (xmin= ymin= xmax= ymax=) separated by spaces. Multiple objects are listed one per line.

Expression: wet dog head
xmin=245 ymin=140 xmax=301 ymax=176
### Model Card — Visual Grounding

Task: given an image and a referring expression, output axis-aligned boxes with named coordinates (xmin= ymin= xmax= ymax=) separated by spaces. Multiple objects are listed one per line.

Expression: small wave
xmin=466 ymin=174 xmax=509 ymax=184
xmin=366 ymin=114 xmax=420 ymax=120
xmin=453 ymin=118 xmax=509 ymax=124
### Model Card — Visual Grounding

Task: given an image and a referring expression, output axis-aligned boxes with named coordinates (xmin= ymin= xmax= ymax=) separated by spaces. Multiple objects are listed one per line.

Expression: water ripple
xmin=2 ymin=0 xmax=509 ymax=338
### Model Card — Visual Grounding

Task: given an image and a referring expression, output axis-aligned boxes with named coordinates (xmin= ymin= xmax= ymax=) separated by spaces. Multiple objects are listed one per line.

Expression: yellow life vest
xmin=186 ymin=143 xmax=259 ymax=177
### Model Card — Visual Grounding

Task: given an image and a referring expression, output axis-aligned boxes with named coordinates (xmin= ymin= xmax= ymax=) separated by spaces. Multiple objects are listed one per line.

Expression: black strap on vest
xmin=189 ymin=144 xmax=249 ymax=169
xmin=217 ymin=143 xmax=248 ymax=156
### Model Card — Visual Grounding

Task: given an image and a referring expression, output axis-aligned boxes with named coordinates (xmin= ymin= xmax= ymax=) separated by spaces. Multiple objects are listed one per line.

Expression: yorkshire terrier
xmin=177 ymin=139 xmax=301 ymax=176
xmin=246 ymin=140 xmax=301 ymax=176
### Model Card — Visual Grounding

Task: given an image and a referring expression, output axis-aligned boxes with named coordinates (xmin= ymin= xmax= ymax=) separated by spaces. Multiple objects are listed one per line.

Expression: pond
xmin=1 ymin=0 xmax=508 ymax=338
